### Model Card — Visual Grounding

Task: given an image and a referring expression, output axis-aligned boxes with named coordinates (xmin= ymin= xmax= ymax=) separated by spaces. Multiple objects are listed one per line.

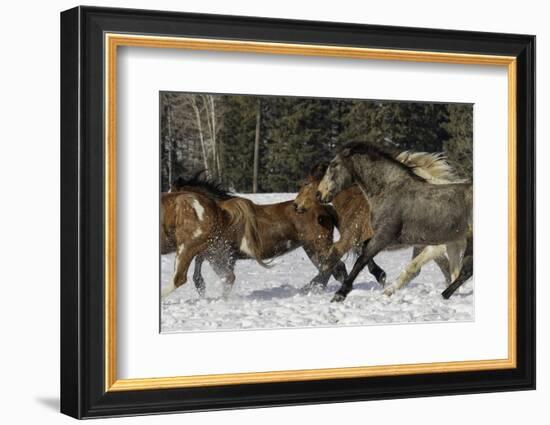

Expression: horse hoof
xmin=301 ymin=282 xmax=326 ymax=295
xmin=299 ymin=284 xmax=313 ymax=295
xmin=441 ymin=289 xmax=452 ymax=300
xmin=383 ymin=286 xmax=396 ymax=297
xmin=311 ymin=284 xmax=327 ymax=295
xmin=378 ymin=271 xmax=387 ymax=287
xmin=331 ymin=293 xmax=346 ymax=303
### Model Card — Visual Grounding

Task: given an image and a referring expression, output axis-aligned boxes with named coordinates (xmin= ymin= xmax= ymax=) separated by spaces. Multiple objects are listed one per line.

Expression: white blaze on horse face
xmin=192 ymin=228 xmax=203 ymax=239
xmin=318 ymin=174 xmax=332 ymax=200
xmin=191 ymin=198 xmax=205 ymax=221
xmin=240 ymin=237 xmax=253 ymax=257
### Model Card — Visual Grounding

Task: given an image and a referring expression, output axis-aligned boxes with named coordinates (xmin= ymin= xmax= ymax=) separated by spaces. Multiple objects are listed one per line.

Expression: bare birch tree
xmin=188 ymin=95 xmax=210 ymax=177
xmin=252 ymin=99 xmax=261 ymax=193
xmin=166 ymin=104 xmax=174 ymax=185
xmin=203 ymin=95 xmax=221 ymax=179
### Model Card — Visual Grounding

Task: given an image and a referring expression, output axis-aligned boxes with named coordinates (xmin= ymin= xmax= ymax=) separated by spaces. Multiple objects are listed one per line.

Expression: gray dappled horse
xmin=318 ymin=142 xmax=473 ymax=302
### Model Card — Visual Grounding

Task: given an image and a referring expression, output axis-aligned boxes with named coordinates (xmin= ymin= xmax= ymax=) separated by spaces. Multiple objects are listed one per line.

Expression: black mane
xmin=309 ymin=161 xmax=329 ymax=181
xmin=171 ymin=171 xmax=234 ymax=200
xmin=341 ymin=141 xmax=426 ymax=182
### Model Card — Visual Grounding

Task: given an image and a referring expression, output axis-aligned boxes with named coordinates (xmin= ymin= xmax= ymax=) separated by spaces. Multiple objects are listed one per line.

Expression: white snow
xmin=161 ymin=193 xmax=473 ymax=333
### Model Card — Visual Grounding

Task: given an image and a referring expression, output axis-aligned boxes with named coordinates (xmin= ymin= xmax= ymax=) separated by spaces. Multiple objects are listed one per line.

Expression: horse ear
xmin=342 ymin=148 xmax=351 ymax=158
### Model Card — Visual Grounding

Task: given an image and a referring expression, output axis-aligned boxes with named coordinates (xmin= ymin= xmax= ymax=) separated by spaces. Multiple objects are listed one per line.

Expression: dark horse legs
xmin=192 ymin=255 xmax=206 ymax=297
xmin=367 ymin=260 xmax=387 ymax=286
xmin=302 ymin=244 xmax=386 ymax=294
xmin=441 ymin=237 xmax=473 ymax=299
xmin=441 ymin=254 xmax=473 ymax=299
xmin=300 ymin=243 xmax=349 ymax=294
xmin=331 ymin=236 xmax=389 ymax=302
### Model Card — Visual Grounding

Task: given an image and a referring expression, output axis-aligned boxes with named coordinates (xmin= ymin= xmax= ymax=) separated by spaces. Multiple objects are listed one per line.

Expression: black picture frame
xmin=61 ymin=5 xmax=536 ymax=419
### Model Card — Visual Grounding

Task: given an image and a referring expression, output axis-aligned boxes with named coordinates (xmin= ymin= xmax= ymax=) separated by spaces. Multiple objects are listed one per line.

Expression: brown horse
xmin=294 ymin=150 xmax=462 ymax=294
xmin=294 ymin=167 xmax=387 ymax=293
xmin=161 ymin=175 xmax=348 ymax=299
xmin=161 ymin=190 xmax=257 ymax=298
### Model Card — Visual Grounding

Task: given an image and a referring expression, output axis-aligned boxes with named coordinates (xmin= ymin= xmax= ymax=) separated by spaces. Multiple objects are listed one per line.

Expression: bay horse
xmin=295 ymin=173 xmax=388 ymax=292
xmin=161 ymin=174 xmax=348 ymax=299
xmin=317 ymin=142 xmax=473 ymax=302
xmin=294 ymin=150 xmax=463 ymax=293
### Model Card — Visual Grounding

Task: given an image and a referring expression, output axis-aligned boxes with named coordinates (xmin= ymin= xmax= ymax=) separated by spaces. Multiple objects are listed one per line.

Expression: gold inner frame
xmin=104 ymin=33 xmax=518 ymax=392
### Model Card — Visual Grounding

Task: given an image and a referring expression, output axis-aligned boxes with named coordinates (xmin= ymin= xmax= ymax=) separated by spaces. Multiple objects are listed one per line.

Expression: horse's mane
xmin=341 ymin=142 xmax=439 ymax=183
xmin=308 ymin=161 xmax=329 ymax=181
xmin=395 ymin=151 xmax=464 ymax=184
xmin=309 ymin=144 xmax=463 ymax=185
xmin=171 ymin=171 xmax=234 ymax=200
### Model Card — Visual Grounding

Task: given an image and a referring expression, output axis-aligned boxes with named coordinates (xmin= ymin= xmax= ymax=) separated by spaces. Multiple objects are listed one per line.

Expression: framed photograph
xmin=60 ymin=6 xmax=535 ymax=419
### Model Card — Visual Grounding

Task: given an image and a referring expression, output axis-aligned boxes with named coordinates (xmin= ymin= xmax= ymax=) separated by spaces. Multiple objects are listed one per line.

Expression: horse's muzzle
xmin=293 ymin=202 xmax=306 ymax=214
xmin=316 ymin=191 xmax=332 ymax=204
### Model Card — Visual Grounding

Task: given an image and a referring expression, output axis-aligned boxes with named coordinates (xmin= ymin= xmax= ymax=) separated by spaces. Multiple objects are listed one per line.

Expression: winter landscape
xmin=160 ymin=92 xmax=474 ymax=333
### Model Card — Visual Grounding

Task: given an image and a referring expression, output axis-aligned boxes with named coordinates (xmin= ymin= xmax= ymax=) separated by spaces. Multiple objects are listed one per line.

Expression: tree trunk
xmin=252 ymin=99 xmax=261 ymax=193
xmin=166 ymin=104 xmax=173 ymax=188
xmin=207 ymin=96 xmax=221 ymax=179
xmin=190 ymin=96 xmax=210 ymax=177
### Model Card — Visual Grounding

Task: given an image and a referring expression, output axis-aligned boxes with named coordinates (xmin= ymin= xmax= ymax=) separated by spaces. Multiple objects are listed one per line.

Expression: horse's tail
xmin=226 ymin=198 xmax=272 ymax=268
xmin=396 ymin=151 xmax=467 ymax=185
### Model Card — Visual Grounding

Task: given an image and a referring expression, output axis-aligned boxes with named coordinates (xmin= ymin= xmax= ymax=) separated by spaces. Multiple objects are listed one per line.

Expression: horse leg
xmin=383 ymin=245 xmax=446 ymax=296
xmin=409 ymin=245 xmax=451 ymax=285
xmin=434 ymin=254 xmax=452 ymax=285
xmin=407 ymin=246 xmax=424 ymax=282
xmin=447 ymin=239 xmax=467 ymax=282
xmin=439 ymin=239 xmax=468 ymax=299
xmin=221 ymin=270 xmax=236 ymax=299
xmin=211 ymin=255 xmax=236 ymax=300
xmin=331 ymin=241 xmax=386 ymax=286
xmin=192 ymin=254 xmax=206 ymax=297
xmin=367 ymin=258 xmax=387 ymax=286
xmin=301 ymin=241 xmax=347 ymax=294
xmin=442 ymin=253 xmax=473 ymax=299
xmin=406 ymin=245 xmax=450 ymax=285
xmin=331 ymin=261 xmax=349 ymax=284
xmin=216 ymin=257 xmax=237 ymax=300
xmin=162 ymin=243 xmax=202 ymax=299
xmin=331 ymin=235 xmax=389 ymax=302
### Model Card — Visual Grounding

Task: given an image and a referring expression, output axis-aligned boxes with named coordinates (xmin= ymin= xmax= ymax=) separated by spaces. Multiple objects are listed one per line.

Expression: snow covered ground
xmin=161 ymin=193 xmax=474 ymax=333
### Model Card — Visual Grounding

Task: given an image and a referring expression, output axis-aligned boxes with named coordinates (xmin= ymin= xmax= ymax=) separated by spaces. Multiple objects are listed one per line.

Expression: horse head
xmin=317 ymin=149 xmax=354 ymax=203
xmin=293 ymin=162 xmax=329 ymax=213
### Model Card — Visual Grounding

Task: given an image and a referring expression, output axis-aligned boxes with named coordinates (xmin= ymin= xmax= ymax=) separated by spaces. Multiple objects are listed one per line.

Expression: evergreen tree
xmin=219 ymin=95 xmax=258 ymax=191
xmin=159 ymin=93 xmax=472 ymax=193
xmin=442 ymin=104 xmax=473 ymax=179
xmin=341 ymin=100 xmax=450 ymax=152
xmin=262 ymin=97 xmax=335 ymax=192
